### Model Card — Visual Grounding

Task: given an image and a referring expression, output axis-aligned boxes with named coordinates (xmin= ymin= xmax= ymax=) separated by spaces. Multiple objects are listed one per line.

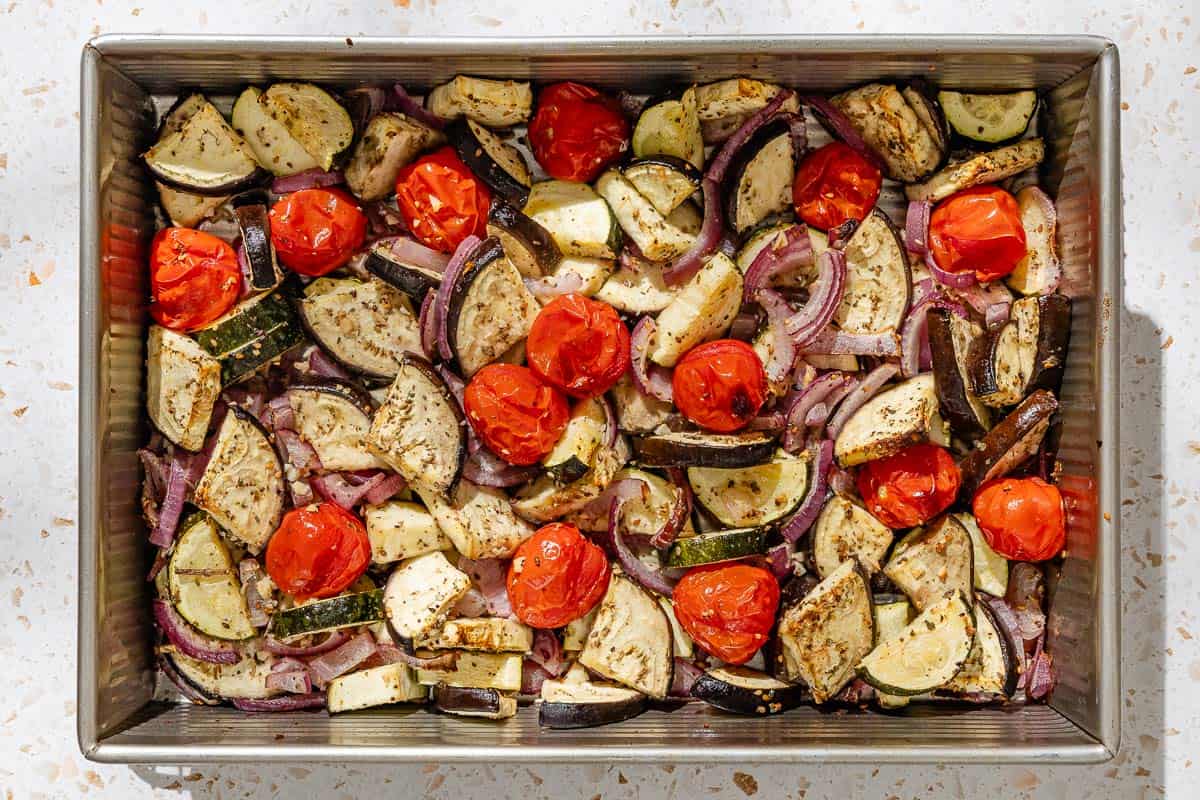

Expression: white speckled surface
xmin=0 ymin=1 xmax=1196 ymax=797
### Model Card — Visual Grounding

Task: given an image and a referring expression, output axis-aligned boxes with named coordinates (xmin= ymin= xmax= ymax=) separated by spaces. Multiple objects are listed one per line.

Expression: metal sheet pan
xmin=78 ymin=34 xmax=1122 ymax=764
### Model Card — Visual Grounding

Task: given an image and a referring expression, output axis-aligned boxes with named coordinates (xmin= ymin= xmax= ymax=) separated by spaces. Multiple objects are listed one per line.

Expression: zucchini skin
xmin=270 ymin=589 xmax=385 ymax=640
xmin=193 ymin=286 xmax=306 ymax=384
xmin=665 ymin=527 xmax=769 ymax=568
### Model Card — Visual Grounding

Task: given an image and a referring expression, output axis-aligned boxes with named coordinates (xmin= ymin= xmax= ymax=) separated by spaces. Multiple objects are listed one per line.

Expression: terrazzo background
xmin=0 ymin=0 xmax=1196 ymax=797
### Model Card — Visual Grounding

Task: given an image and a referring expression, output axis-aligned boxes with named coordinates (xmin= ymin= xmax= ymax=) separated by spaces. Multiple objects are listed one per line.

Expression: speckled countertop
xmin=0 ymin=1 xmax=1196 ymax=797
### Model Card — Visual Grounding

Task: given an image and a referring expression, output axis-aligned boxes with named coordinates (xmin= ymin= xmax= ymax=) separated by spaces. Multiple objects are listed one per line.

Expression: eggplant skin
xmin=433 ymin=684 xmax=507 ymax=717
xmin=487 ymin=200 xmax=563 ymax=277
xmin=958 ymin=389 xmax=1058 ymax=497
xmin=631 ymin=432 xmax=778 ymax=468
xmin=538 ymin=696 xmax=646 ymax=729
xmin=447 ymin=118 xmax=530 ymax=205
xmin=1026 ymin=294 xmax=1072 ymax=396
xmin=927 ymin=308 xmax=988 ymax=440
xmin=690 ymin=671 xmax=808 ymax=716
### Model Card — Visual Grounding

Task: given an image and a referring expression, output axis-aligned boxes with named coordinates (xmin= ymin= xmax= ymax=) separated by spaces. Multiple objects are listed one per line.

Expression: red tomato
xmin=857 ymin=443 xmax=962 ymax=529
xmin=463 ymin=364 xmax=570 ymax=465
xmin=973 ymin=477 xmax=1066 ymax=561
xmin=929 ymin=185 xmax=1027 ymax=282
xmin=148 ymin=227 xmax=241 ymax=331
xmin=528 ymin=82 xmax=630 ymax=182
xmin=507 ymin=523 xmax=611 ymax=628
xmin=526 ymin=293 xmax=630 ymax=399
xmin=671 ymin=340 xmax=768 ymax=433
xmin=269 ymin=188 xmax=367 ymax=277
xmin=792 ymin=142 xmax=883 ymax=231
xmin=673 ymin=563 xmax=780 ymax=664
xmin=265 ymin=502 xmax=371 ymax=601
xmin=394 ymin=146 xmax=491 ymax=253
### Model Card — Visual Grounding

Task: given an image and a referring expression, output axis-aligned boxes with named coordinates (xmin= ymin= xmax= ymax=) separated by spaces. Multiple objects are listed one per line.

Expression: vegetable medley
xmin=140 ymin=74 xmax=1064 ymax=722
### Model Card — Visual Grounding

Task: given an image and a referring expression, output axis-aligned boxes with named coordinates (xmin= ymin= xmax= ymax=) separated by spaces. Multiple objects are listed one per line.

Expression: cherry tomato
xmin=148 ymin=227 xmax=241 ymax=331
xmin=463 ymin=364 xmax=570 ymax=465
xmin=673 ymin=563 xmax=780 ymax=664
xmin=269 ymin=188 xmax=367 ymax=277
xmin=528 ymin=82 xmax=630 ymax=182
xmin=265 ymin=502 xmax=371 ymax=601
xmin=507 ymin=523 xmax=611 ymax=628
xmin=857 ymin=443 xmax=962 ymax=529
xmin=792 ymin=142 xmax=883 ymax=231
xmin=973 ymin=477 xmax=1066 ymax=561
xmin=671 ymin=339 xmax=767 ymax=433
xmin=929 ymin=185 xmax=1027 ymax=282
xmin=394 ymin=146 xmax=491 ymax=253
xmin=526 ymin=293 xmax=630 ymax=399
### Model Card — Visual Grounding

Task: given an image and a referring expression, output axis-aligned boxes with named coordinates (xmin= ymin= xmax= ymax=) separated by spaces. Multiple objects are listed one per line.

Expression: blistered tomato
xmin=856 ymin=443 xmax=962 ymax=528
xmin=792 ymin=141 xmax=883 ymax=231
xmin=269 ymin=188 xmax=367 ymax=277
xmin=928 ymin=185 xmax=1027 ymax=282
xmin=671 ymin=339 xmax=768 ymax=433
xmin=507 ymin=523 xmax=611 ymax=628
xmin=394 ymin=146 xmax=491 ymax=253
xmin=528 ymin=82 xmax=630 ymax=182
xmin=973 ymin=476 xmax=1066 ymax=561
xmin=463 ymin=364 xmax=570 ymax=465
xmin=265 ymin=502 xmax=371 ymax=601
xmin=526 ymin=293 xmax=630 ymax=399
xmin=672 ymin=563 xmax=780 ymax=664
xmin=148 ymin=227 xmax=241 ymax=331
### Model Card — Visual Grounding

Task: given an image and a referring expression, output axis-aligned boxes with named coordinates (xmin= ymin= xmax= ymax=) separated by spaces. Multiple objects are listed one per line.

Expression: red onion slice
xmin=521 ymin=660 xmax=555 ymax=696
xmin=649 ymin=468 xmax=692 ymax=551
xmin=382 ymin=640 xmax=459 ymax=671
xmin=802 ymin=95 xmax=883 ymax=170
xmin=755 ymin=289 xmax=799 ymax=385
xmin=462 ymin=448 xmax=540 ymax=488
xmin=743 ymin=226 xmax=813 ymax=299
xmin=306 ymin=346 xmax=354 ymax=380
xmin=270 ymin=168 xmax=345 ymax=194
xmin=149 ymin=458 xmax=188 ymax=547
xmin=451 ymin=586 xmax=489 ymax=618
xmin=1026 ymin=644 xmax=1056 ymax=700
xmin=707 ymin=89 xmax=794 ymax=183
xmin=265 ymin=395 xmax=295 ymax=431
xmin=265 ymin=669 xmax=312 ymax=695
xmin=387 ymin=83 xmax=446 ymax=130
xmin=779 ymin=110 xmax=808 ymax=158
xmin=955 ymin=280 xmax=1015 ymax=320
xmin=985 ymin=301 xmax=1012 ymax=328
xmin=232 ymin=693 xmax=326 ymax=712
xmin=364 ymin=199 xmax=409 ymax=241
xmin=905 ymin=200 xmax=932 ymax=255
xmin=782 ymin=372 xmax=848 ymax=453
xmin=529 ymin=629 xmax=567 ymax=677
xmin=805 ymin=402 xmax=830 ymax=426
xmin=152 ymin=600 xmax=240 ymax=664
xmin=263 ymin=629 xmax=351 ymax=657
xmin=458 ymin=557 xmax=513 ymax=618
xmin=306 ymin=631 xmax=377 ymax=689
xmin=825 ymin=362 xmax=901 ymax=440
xmin=669 ymin=657 xmax=705 ymax=698
xmin=780 ymin=439 xmax=834 ymax=543
xmin=311 ymin=472 xmax=386 ymax=510
xmin=524 ymin=270 xmax=584 ymax=300
xmin=386 ymin=236 xmax=451 ymax=273
xmin=663 ymin=178 xmax=723 ymax=287
xmin=765 ymin=541 xmax=794 ymax=581
xmin=607 ymin=479 xmax=677 ymax=596
xmin=785 ymin=249 xmax=848 ymax=345
xmin=926 ymin=249 xmax=977 ymax=288
xmin=238 ymin=558 xmax=275 ymax=628
xmin=435 ymin=235 xmax=482 ymax=360
xmin=630 ymin=316 xmax=674 ymax=403
xmin=802 ymin=328 xmax=900 ymax=358
xmin=365 ymin=473 xmax=407 ymax=505
xmin=749 ymin=411 xmax=786 ymax=432
xmin=828 ymin=463 xmax=858 ymax=498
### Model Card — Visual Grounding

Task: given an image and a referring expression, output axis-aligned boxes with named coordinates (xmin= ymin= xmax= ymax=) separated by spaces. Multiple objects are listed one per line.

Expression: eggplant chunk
xmin=426 ymin=75 xmax=533 ymax=127
xmin=345 ymin=112 xmax=443 ymax=201
xmin=927 ymin=308 xmax=991 ymax=440
xmin=156 ymin=183 xmax=229 ymax=228
xmin=723 ymin=119 xmax=796 ymax=234
xmin=1007 ymin=186 xmax=1060 ymax=296
xmin=578 ymin=575 xmax=674 ymax=699
xmin=539 ymin=676 xmax=647 ymax=729
xmin=835 ymin=209 xmax=912 ymax=335
xmin=830 ymin=83 xmax=946 ymax=182
xmin=958 ymin=389 xmax=1058 ymax=496
xmin=146 ymin=325 xmax=221 ymax=451
xmin=260 ymin=83 xmax=355 ymax=172
xmin=649 ymin=252 xmax=743 ymax=367
xmin=632 ymin=431 xmax=777 ymax=468
xmin=905 ymin=139 xmax=1045 ymax=203
xmin=968 ymin=293 xmax=1071 ymax=406
xmin=143 ymin=101 xmax=265 ymax=195
xmin=419 ymin=480 xmax=535 ymax=559
xmin=1018 ymin=294 xmax=1072 ymax=395
xmin=487 ymin=201 xmax=562 ymax=278
xmin=834 ymin=374 xmax=947 ymax=467
xmin=434 ymin=685 xmax=517 ymax=719
xmin=231 ymin=86 xmax=321 ymax=177
xmin=691 ymin=666 xmax=808 ymax=715
xmin=883 ymin=515 xmax=974 ymax=612
xmin=448 ymin=118 xmax=532 ymax=203
xmin=383 ymin=551 xmax=472 ymax=641
xmin=297 ymin=277 xmax=424 ymax=380
xmin=811 ymin=495 xmax=895 ymax=579
xmin=694 ymin=78 xmax=799 ymax=143
xmin=446 ymin=238 xmax=540 ymax=376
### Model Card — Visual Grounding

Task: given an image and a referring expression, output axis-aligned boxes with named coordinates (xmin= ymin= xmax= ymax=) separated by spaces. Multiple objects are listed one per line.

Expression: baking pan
xmin=78 ymin=34 xmax=1122 ymax=763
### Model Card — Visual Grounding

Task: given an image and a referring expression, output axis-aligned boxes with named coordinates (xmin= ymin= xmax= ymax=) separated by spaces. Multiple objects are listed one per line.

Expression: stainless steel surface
xmin=78 ymin=34 xmax=1122 ymax=764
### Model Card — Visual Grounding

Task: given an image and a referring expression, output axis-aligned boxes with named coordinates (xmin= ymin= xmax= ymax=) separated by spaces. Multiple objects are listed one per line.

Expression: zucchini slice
xmin=434 ymin=685 xmax=517 ymax=719
xmin=363 ymin=500 xmax=451 ymax=565
xmin=161 ymin=646 xmax=279 ymax=701
xmin=856 ymin=590 xmax=975 ymax=696
xmin=834 ymin=373 xmax=947 ymax=467
xmin=539 ymin=676 xmax=647 ymax=729
xmin=579 ymin=575 xmax=674 ymax=699
xmin=192 ymin=288 xmax=307 ymax=384
xmin=937 ymin=90 xmax=1038 ymax=145
xmin=905 ymin=139 xmax=1045 ymax=203
xmin=939 ymin=595 xmax=1019 ymax=698
xmin=260 ymin=82 xmax=355 ymax=172
xmin=448 ymin=118 xmax=532 ymax=203
xmin=631 ymin=88 xmax=704 ymax=169
xmin=622 ymin=156 xmax=702 ymax=217
xmin=297 ymin=277 xmax=423 ymax=381
xmin=363 ymin=246 xmax=441 ymax=303
xmin=1007 ymin=186 xmax=1060 ymax=296
xmin=146 ymin=325 xmax=221 ymax=451
xmin=418 ymin=617 xmax=533 ymax=653
xmin=566 ymin=466 xmax=693 ymax=537
xmin=513 ymin=445 xmax=625 ymax=524
xmin=419 ymin=480 xmax=536 ymax=559
xmin=927 ymin=307 xmax=991 ymax=441
xmin=344 ymin=111 xmax=443 ymax=201
xmin=665 ymin=527 xmax=768 ymax=568
xmin=872 ymin=595 xmax=914 ymax=709
xmin=811 ymin=495 xmax=895 ymax=579
xmin=687 ymin=449 xmax=808 ymax=528
xmin=287 ymin=384 xmax=384 ymax=472
xmin=271 ymin=589 xmax=385 ymax=640
xmin=883 ymin=515 xmax=975 ymax=612
xmin=425 ymin=75 xmax=533 ymax=127
xmin=954 ymin=513 xmax=1009 ymax=598
xmin=691 ymin=666 xmax=808 ymax=716
xmin=835 ymin=209 xmax=911 ymax=335
xmin=192 ymin=407 xmax=284 ymax=554
xmin=328 ymin=662 xmax=426 ymax=713
xmin=416 ymin=651 xmax=524 ymax=692
xmin=830 ymin=83 xmax=945 ymax=183
xmin=958 ymin=389 xmax=1058 ymax=497
xmin=723 ymin=119 xmax=796 ymax=234
xmin=231 ymin=86 xmax=320 ymax=177
xmin=168 ymin=512 xmax=255 ymax=641
xmin=542 ymin=396 xmax=608 ymax=483
xmin=487 ymin=200 xmax=562 ymax=278
xmin=776 ymin=559 xmax=875 ymax=703
xmin=593 ymin=258 xmax=675 ymax=314
xmin=595 ymin=169 xmax=697 ymax=262
xmin=649 ymin=252 xmax=744 ymax=367
xmin=383 ymin=551 xmax=472 ymax=641
xmin=446 ymin=238 xmax=540 ymax=376
xmin=522 ymin=180 xmax=622 ymax=259
xmin=143 ymin=100 xmax=266 ymax=196
xmin=633 ymin=431 xmax=777 ymax=469
xmin=694 ymin=78 xmax=798 ymax=143
xmin=367 ymin=354 xmax=467 ymax=496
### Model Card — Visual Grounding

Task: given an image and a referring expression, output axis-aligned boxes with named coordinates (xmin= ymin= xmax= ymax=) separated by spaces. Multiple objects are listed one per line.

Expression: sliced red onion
xmin=418 ymin=288 xmax=438 ymax=360
xmin=825 ymin=362 xmax=901 ymax=440
xmin=830 ymin=463 xmax=858 ymax=499
xmin=785 ymin=250 xmax=847 ymax=345
xmin=387 ymin=83 xmax=445 ymax=130
xmin=386 ymin=236 xmax=451 ymax=273
xmin=663 ymin=178 xmax=723 ymax=286
xmin=802 ymin=328 xmax=900 ymax=358
xmin=521 ymin=660 xmax=555 ymax=696
xmin=306 ymin=346 xmax=354 ymax=380
xmin=342 ymin=85 xmax=388 ymax=137
xmin=458 ymin=557 xmax=513 ymax=618
xmin=985 ymin=301 xmax=1012 ymax=328
xmin=607 ymin=479 xmax=677 ymax=596
xmin=275 ymin=429 xmax=320 ymax=474
xmin=649 ymin=468 xmax=692 ymax=551
xmin=804 ymin=402 xmax=830 ymax=426
xmin=383 ymin=639 xmax=460 ymax=670
xmin=138 ymin=448 xmax=169 ymax=503
xmin=363 ymin=198 xmax=409 ymax=241
xmin=435 ymin=235 xmax=481 ymax=361
xmin=749 ymin=411 xmax=786 ymax=432
xmin=149 ymin=458 xmax=188 ymax=547
xmin=306 ymin=632 xmax=377 ymax=689
xmin=265 ymin=668 xmax=312 ymax=694
xmin=630 ymin=316 xmax=674 ymax=403
xmin=238 ymin=558 xmax=275 ymax=628
xmin=232 ymin=693 xmax=326 ymax=712
xmin=802 ymin=95 xmax=883 ymax=170
xmin=912 ymin=277 xmax=936 ymax=306
xmin=1005 ymin=563 xmax=1047 ymax=642
xmin=780 ymin=439 xmax=834 ymax=543
xmin=451 ymin=586 xmax=489 ymax=618
xmin=616 ymin=90 xmax=648 ymax=120
xmin=598 ymin=394 xmax=618 ymax=448
xmin=707 ymin=89 xmax=794 ymax=183
xmin=782 ymin=372 xmax=847 ymax=453
xmin=266 ymin=395 xmax=295 ymax=431
xmin=669 ymin=658 xmax=705 ymax=698
xmin=779 ymin=110 xmax=808 ymax=158
xmin=235 ymin=242 xmax=254 ymax=299
xmin=271 ymin=168 xmax=345 ymax=194
xmin=899 ymin=293 xmax=969 ymax=378
xmin=1027 ymin=645 xmax=1056 ymax=700
xmin=728 ymin=310 xmax=760 ymax=342
xmin=152 ymin=600 xmax=240 ymax=664
xmin=827 ymin=219 xmax=859 ymax=251
xmin=462 ymin=448 xmax=540 ymax=488
xmin=835 ymin=678 xmax=876 ymax=705
xmin=524 ymin=270 xmax=584 ymax=300
xmin=955 ymin=280 xmax=1015 ymax=321
xmin=755 ymin=289 xmax=799 ymax=385
xmin=743 ymin=226 xmax=813 ymax=299
xmin=311 ymin=472 xmax=381 ymax=510
xmin=363 ymin=473 xmax=406 ymax=505
xmin=263 ymin=629 xmax=351 ymax=657
xmin=765 ymin=542 xmax=794 ymax=581
xmin=529 ymin=629 xmax=567 ymax=677
xmin=926 ymin=249 xmax=977 ymax=288
xmin=905 ymin=200 xmax=932 ymax=255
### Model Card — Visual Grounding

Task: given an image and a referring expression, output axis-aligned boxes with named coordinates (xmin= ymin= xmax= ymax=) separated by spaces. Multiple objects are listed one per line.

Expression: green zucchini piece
xmin=872 ymin=595 xmax=914 ymax=709
xmin=937 ymin=90 xmax=1038 ymax=145
xmin=192 ymin=287 xmax=306 ymax=384
xmin=856 ymin=590 xmax=975 ymax=696
xmin=270 ymin=589 xmax=384 ymax=640
xmin=687 ymin=449 xmax=808 ymax=528
xmin=542 ymin=397 xmax=607 ymax=483
xmin=665 ymin=526 xmax=768 ymax=568
xmin=168 ymin=511 xmax=255 ymax=641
